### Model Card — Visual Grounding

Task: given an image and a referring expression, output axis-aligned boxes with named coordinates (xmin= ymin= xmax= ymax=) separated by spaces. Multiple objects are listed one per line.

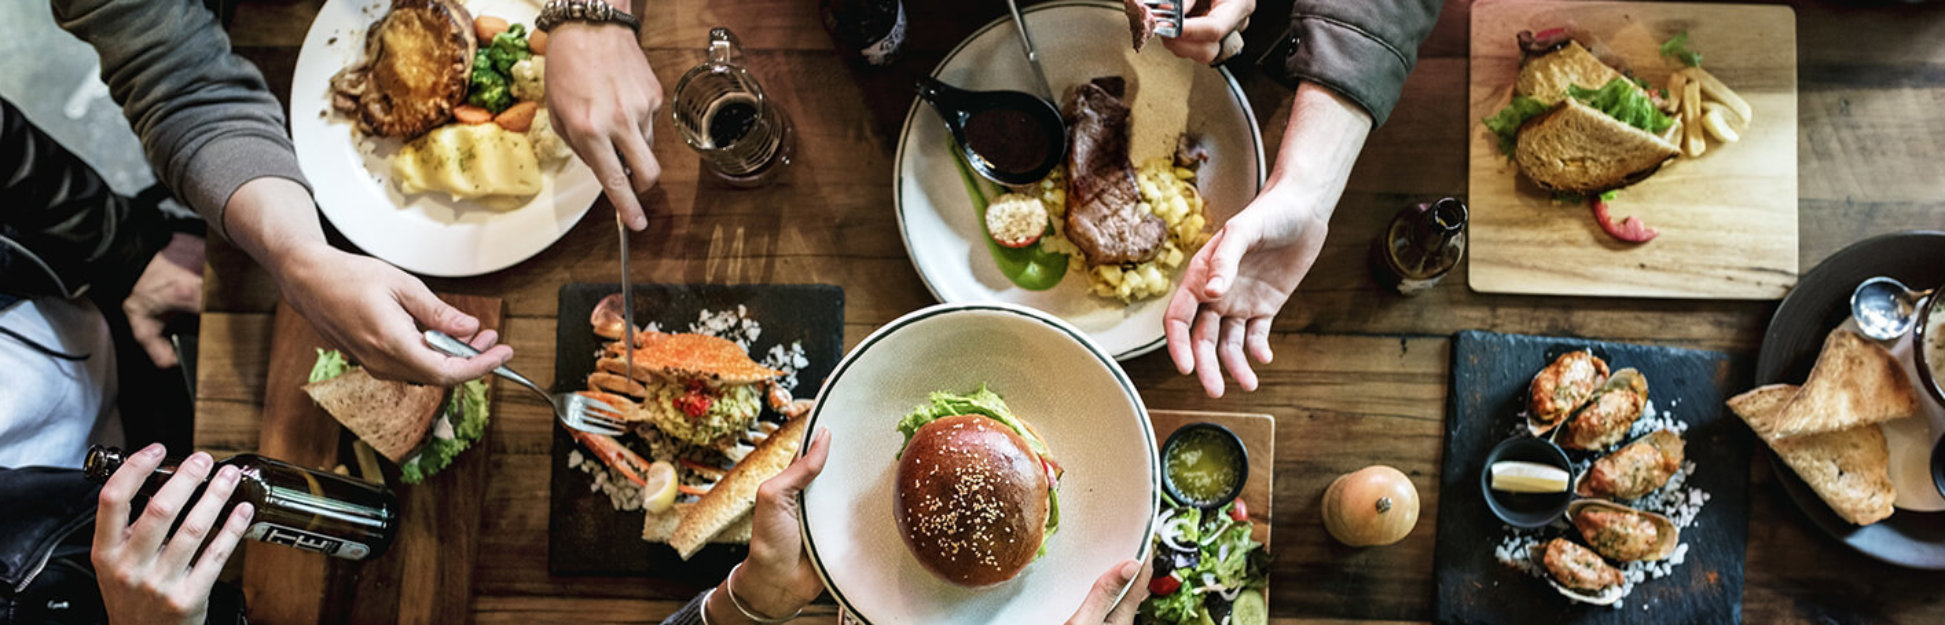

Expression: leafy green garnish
xmin=398 ymin=378 xmax=489 ymax=484
xmin=948 ymin=138 xmax=1067 ymax=290
xmin=1599 ymin=189 xmax=1619 ymax=202
xmin=467 ymin=24 xmax=532 ymax=113
xmin=1568 ymin=78 xmax=1675 ymax=134
xmin=309 ymin=349 xmax=349 ymax=383
xmin=1660 ymin=31 xmax=1703 ymax=68
xmin=1482 ymin=96 xmax=1550 ymax=156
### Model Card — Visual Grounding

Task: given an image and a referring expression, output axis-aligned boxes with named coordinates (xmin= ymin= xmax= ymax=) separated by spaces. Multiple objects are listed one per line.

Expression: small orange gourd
xmin=1321 ymin=465 xmax=1420 ymax=547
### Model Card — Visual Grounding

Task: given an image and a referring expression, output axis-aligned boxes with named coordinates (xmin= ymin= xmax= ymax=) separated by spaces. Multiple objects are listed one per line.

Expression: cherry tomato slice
xmin=1148 ymin=573 xmax=1183 ymax=596
xmin=1229 ymin=498 xmax=1249 ymax=522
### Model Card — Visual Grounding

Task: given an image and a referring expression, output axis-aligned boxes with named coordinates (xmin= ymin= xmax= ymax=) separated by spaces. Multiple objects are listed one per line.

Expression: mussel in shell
xmin=1568 ymin=499 xmax=1679 ymax=562
xmin=1528 ymin=351 xmax=1610 ymax=436
xmin=1559 ymin=368 xmax=1649 ymax=451
xmin=1539 ymin=537 xmax=1625 ymax=605
xmin=1574 ymin=429 xmax=1685 ymax=500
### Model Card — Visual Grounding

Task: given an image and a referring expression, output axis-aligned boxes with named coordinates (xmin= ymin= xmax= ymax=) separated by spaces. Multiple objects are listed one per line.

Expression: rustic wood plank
xmin=239 ymin=303 xmax=341 ymax=625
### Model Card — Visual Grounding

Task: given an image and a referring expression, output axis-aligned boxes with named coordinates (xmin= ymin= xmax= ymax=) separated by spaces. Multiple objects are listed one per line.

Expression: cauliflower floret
xmin=510 ymin=57 xmax=546 ymax=102
xmin=527 ymin=109 xmax=573 ymax=163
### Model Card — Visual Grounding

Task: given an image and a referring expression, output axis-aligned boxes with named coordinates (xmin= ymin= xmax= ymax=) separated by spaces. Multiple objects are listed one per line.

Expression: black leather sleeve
xmin=0 ymin=99 xmax=168 ymax=303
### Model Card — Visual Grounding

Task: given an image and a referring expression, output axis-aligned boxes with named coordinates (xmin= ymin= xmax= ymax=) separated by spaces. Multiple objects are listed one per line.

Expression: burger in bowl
xmin=894 ymin=385 xmax=1061 ymax=587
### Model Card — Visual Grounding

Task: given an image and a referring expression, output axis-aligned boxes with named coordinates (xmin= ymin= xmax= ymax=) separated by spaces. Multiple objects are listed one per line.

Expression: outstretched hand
xmin=545 ymin=18 xmax=664 ymax=231
xmin=123 ymin=233 xmax=205 ymax=368
xmin=273 ymin=242 xmax=511 ymax=385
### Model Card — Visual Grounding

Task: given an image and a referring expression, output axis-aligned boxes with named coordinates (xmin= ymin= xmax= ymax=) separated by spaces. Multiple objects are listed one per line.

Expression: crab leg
xmin=763 ymin=380 xmax=817 ymax=419
xmin=589 ymin=371 xmax=647 ymax=398
xmin=569 ymin=428 xmax=651 ymax=488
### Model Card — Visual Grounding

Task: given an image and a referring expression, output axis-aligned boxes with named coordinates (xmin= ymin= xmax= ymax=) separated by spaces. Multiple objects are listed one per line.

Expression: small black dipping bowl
xmin=1481 ymin=437 xmax=1573 ymax=528
xmin=1160 ymin=423 xmax=1249 ymax=510
xmin=1932 ymin=435 xmax=1945 ymax=500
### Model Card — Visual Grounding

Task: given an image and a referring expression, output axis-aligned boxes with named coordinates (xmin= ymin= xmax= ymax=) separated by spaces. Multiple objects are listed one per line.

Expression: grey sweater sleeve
xmin=52 ymin=0 xmax=312 ymax=239
xmin=1258 ymin=0 xmax=1444 ymax=127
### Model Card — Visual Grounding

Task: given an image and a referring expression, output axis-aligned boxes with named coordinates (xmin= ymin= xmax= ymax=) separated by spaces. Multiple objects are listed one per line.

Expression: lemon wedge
xmin=1490 ymin=461 xmax=1569 ymax=494
xmin=642 ymin=461 xmax=679 ymax=513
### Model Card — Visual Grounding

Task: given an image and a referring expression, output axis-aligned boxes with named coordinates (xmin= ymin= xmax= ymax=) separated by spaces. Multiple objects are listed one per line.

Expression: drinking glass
xmin=671 ymin=28 xmax=794 ymax=187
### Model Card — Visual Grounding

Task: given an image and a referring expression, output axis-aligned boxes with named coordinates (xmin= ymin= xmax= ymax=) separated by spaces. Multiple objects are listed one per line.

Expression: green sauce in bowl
xmin=1161 ymin=424 xmax=1248 ymax=508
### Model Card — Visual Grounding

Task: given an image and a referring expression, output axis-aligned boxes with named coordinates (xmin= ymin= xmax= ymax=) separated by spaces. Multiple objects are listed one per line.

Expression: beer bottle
xmin=83 ymin=445 xmax=397 ymax=561
xmin=820 ymin=0 xmax=907 ymax=66
xmin=1373 ymin=197 xmax=1469 ymax=295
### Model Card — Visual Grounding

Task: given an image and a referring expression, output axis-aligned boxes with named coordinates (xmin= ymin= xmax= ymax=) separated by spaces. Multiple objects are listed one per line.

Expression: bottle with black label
xmin=820 ymin=0 xmax=906 ymax=66
xmin=1373 ymin=197 xmax=1469 ymax=295
xmin=84 ymin=445 xmax=397 ymax=561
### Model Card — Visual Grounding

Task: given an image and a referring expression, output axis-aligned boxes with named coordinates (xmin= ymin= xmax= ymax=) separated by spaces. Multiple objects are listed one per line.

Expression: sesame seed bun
xmin=894 ymin=415 xmax=1051 ymax=587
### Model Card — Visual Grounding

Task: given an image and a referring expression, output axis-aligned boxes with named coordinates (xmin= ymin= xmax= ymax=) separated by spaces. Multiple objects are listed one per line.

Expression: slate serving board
xmin=1434 ymin=331 xmax=1750 ymax=624
xmin=548 ymin=284 xmax=844 ymax=584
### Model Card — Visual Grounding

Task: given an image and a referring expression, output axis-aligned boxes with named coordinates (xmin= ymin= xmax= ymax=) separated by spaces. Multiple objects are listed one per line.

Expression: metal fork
xmin=422 ymin=330 xmax=629 ymax=436
xmin=1141 ymin=0 xmax=1185 ymax=38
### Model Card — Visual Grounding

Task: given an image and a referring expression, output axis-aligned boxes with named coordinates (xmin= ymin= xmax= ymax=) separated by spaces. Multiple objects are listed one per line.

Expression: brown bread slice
xmin=1515 ymin=41 xmax=1629 ymax=104
xmin=642 ymin=506 xmax=752 ymax=544
xmin=1766 ymin=329 xmax=1919 ymax=438
xmin=668 ymin=416 xmax=809 ymax=559
xmin=1513 ymin=98 xmax=1679 ymax=193
xmin=301 ymin=367 xmax=445 ymax=462
xmin=1728 ymin=383 xmax=1896 ymax=525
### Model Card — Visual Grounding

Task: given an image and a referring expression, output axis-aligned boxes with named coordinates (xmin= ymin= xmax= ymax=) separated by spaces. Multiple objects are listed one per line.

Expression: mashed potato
xmin=392 ymin=123 xmax=543 ymax=203
xmin=1034 ymin=157 xmax=1209 ymax=303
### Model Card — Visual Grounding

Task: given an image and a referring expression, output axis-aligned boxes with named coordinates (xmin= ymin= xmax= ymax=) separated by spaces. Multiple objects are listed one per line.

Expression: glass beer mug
xmin=672 ymin=27 xmax=794 ymax=187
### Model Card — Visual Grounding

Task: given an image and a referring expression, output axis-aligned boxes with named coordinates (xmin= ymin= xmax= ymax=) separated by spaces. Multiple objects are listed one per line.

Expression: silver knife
xmin=1004 ymin=0 xmax=1055 ymax=101
xmin=616 ymin=212 xmax=635 ymax=384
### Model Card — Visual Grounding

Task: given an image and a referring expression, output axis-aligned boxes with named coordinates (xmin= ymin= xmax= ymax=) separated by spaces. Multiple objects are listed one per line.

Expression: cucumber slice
xmin=1230 ymin=590 xmax=1268 ymax=625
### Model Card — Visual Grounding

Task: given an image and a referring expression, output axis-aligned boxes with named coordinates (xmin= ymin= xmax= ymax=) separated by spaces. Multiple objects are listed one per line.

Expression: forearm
xmin=1262 ymin=83 xmax=1374 ymax=222
xmin=221 ymin=178 xmax=331 ymax=278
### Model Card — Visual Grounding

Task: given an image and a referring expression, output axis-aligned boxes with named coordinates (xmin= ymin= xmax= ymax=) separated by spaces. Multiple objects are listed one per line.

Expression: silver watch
xmin=535 ymin=0 xmax=641 ymax=32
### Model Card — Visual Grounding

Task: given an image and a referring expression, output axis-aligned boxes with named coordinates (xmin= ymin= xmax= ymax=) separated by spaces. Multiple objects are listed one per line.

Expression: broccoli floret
xmin=468 ymin=50 xmax=515 ymax=112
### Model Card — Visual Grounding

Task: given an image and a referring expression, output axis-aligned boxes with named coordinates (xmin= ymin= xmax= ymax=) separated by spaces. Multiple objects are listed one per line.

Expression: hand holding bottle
xmin=91 ymin=444 xmax=255 ymax=625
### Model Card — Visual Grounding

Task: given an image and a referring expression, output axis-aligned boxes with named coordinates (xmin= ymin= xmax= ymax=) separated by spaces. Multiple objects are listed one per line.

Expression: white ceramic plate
xmin=290 ymin=0 xmax=601 ymax=277
xmin=799 ymin=303 xmax=1159 ymax=625
xmin=894 ymin=0 xmax=1265 ymax=360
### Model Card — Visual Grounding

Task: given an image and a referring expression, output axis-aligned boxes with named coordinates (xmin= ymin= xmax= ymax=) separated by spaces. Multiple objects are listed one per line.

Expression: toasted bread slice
xmin=330 ymin=0 xmax=476 ymax=138
xmin=643 ymin=506 xmax=753 ymax=544
xmin=1516 ymin=41 xmax=1628 ymax=105
xmin=1514 ymin=98 xmax=1679 ymax=193
xmin=302 ymin=367 xmax=445 ymax=462
xmin=602 ymin=333 xmax=782 ymax=385
xmin=669 ymin=416 xmax=808 ymax=559
xmin=1766 ymin=329 xmax=1919 ymax=438
xmin=1730 ymin=383 xmax=1896 ymax=525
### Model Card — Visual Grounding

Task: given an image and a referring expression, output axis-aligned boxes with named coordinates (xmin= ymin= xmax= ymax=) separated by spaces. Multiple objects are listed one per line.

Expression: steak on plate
xmin=330 ymin=0 xmax=477 ymax=138
xmin=1063 ymin=77 xmax=1166 ymax=266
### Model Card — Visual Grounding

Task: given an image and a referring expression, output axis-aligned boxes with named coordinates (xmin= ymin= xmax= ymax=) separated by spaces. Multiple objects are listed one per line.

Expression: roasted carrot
xmin=494 ymin=101 xmax=539 ymax=132
xmin=453 ymin=105 xmax=494 ymax=125
xmin=474 ymin=16 xmax=509 ymax=43
xmin=528 ymin=29 xmax=547 ymax=55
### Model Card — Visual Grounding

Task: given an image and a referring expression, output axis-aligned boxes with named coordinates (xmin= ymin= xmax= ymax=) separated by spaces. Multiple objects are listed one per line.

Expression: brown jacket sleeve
xmin=1259 ymin=0 xmax=1444 ymax=126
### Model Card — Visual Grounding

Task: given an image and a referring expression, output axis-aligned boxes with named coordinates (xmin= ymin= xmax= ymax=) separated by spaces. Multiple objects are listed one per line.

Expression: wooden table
xmin=197 ymin=0 xmax=1945 ymax=623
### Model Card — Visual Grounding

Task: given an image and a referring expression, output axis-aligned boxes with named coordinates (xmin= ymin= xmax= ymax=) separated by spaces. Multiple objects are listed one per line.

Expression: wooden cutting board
xmin=1149 ymin=410 xmax=1274 ymax=548
xmin=243 ymin=295 xmax=500 ymax=625
xmin=1466 ymin=0 xmax=1798 ymax=299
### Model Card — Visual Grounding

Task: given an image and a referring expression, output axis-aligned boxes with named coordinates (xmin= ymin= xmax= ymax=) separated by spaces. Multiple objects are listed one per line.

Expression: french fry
xmin=1664 ymin=70 xmax=1687 ymax=114
xmin=1702 ymin=108 xmax=1742 ymax=143
xmin=1687 ymin=67 xmax=1752 ymax=126
xmin=1683 ymin=80 xmax=1706 ymax=157
xmin=1701 ymin=101 xmax=1746 ymax=130
xmin=1663 ymin=117 xmax=1685 ymax=147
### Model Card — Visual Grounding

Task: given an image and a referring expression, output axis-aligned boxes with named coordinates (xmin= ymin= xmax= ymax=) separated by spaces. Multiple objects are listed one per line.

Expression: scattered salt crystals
xmin=689 ymin=306 xmax=761 ymax=349
xmin=1627 ymin=400 xmax=1688 ymax=439
xmin=760 ymin=341 xmax=809 ymax=392
xmin=569 ymin=448 xmax=644 ymax=511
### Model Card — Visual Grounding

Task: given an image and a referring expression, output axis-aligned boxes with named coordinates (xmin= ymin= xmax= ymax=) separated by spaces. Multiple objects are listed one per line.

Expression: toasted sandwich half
xmin=1514 ymin=98 xmax=1680 ymax=193
xmin=302 ymin=349 xmax=491 ymax=483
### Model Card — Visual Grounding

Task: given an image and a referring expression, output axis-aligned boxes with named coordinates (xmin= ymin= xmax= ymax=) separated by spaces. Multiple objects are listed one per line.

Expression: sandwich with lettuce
xmin=1484 ymin=31 xmax=1679 ymax=193
xmin=302 ymin=349 xmax=489 ymax=484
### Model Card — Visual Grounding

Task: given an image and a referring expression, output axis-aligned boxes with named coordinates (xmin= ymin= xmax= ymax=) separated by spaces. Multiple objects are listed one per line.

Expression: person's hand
xmin=725 ymin=427 xmax=831 ymax=619
xmin=545 ymin=17 xmax=663 ymax=231
xmin=1164 ymin=83 xmax=1372 ymax=397
xmin=1164 ymin=187 xmax=1329 ymax=397
xmin=271 ymin=242 xmax=511 ymax=385
xmin=93 ymin=444 xmax=254 ymax=625
xmin=123 ymin=233 xmax=205 ymax=368
xmin=1162 ymin=0 xmax=1254 ymax=64
xmin=1065 ymin=558 xmax=1153 ymax=625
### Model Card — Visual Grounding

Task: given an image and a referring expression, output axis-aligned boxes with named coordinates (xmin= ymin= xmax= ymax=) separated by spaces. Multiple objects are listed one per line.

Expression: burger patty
xmin=894 ymin=415 xmax=1050 ymax=587
xmin=330 ymin=0 xmax=476 ymax=138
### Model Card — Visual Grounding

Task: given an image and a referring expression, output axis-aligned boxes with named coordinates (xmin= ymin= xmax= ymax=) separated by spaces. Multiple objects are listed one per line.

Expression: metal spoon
xmin=1851 ymin=276 xmax=1935 ymax=340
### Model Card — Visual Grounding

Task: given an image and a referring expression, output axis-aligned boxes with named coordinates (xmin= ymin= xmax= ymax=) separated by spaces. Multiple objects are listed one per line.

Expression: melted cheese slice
xmin=392 ymin=123 xmax=543 ymax=203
